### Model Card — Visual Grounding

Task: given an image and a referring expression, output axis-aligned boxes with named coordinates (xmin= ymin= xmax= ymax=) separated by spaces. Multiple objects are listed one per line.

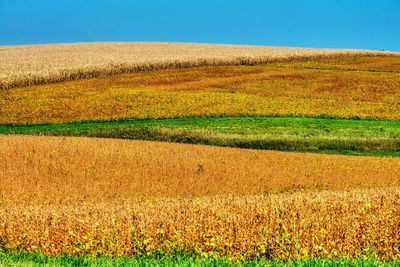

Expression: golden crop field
xmin=2 ymin=43 xmax=400 ymax=264
xmin=1 ymin=56 xmax=400 ymax=124
xmin=276 ymin=54 xmax=400 ymax=71
xmin=2 ymin=134 xmax=400 ymax=202
xmin=1 ymin=135 xmax=400 ymax=260
xmin=0 ymin=42 xmax=391 ymax=90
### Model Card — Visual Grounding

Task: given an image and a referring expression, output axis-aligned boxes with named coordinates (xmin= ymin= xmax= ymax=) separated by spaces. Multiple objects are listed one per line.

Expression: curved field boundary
xmin=1 ymin=134 xmax=400 ymax=200
xmin=2 ymin=116 xmax=400 ymax=157
xmin=0 ymin=42 xmax=395 ymax=89
xmin=2 ymin=56 xmax=400 ymax=124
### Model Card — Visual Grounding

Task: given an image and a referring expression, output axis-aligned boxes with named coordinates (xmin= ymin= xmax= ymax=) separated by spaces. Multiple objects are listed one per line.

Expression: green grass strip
xmin=0 ymin=251 xmax=396 ymax=267
xmin=1 ymin=116 xmax=400 ymax=157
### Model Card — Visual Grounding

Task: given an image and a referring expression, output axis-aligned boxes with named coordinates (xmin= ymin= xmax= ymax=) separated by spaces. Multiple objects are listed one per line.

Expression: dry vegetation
xmin=0 ymin=42 xmax=393 ymax=90
xmin=276 ymin=55 xmax=400 ymax=72
xmin=1 ymin=56 xmax=400 ymax=124
xmin=2 ymin=43 xmax=400 ymax=262
xmin=1 ymin=135 xmax=400 ymax=202
xmin=2 ymin=188 xmax=400 ymax=261
xmin=1 ymin=135 xmax=400 ymax=261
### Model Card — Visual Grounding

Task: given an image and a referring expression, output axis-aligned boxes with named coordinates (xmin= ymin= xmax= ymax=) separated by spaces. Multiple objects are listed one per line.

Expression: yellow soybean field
xmin=1 ymin=56 xmax=400 ymax=124
xmin=1 ymin=135 xmax=400 ymax=260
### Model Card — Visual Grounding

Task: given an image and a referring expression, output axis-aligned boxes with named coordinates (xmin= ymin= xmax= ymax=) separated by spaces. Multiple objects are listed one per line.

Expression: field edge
xmin=0 ymin=251 xmax=396 ymax=267
xmin=1 ymin=48 xmax=392 ymax=90
xmin=2 ymin=116 xmax=400 ymax=157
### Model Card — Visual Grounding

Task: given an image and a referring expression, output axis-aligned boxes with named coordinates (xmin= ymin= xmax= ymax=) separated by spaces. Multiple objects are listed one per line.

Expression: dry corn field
xmin=1 ymin=135 xmax=400 ymax=261
xmin=0 ymin=42 xmax=393 ymax=90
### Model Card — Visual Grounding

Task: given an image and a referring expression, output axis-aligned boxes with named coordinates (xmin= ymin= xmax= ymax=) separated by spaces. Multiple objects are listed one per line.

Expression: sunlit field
xmin=2 ymin=116 xmax=400 ymax=157
xmin=1 ymin=56 xmax=399 ymax=125
xmin=1 ymin=135 xmax=400 ymax=262
xmin=1 ymin=45 xmax=400 ymax=265
xmin=0 ymin=42 xmax=388 ymax=90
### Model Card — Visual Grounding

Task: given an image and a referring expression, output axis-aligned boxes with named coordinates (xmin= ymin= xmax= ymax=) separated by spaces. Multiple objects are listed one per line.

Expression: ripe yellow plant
xmin=1 ymin=44 xmax=400 ymax=262
xmin=1 ymin=135 xmax=400 ymax=260
xmin=1 ymin=135 xmax=400 ymax=202
xmin=1 ymin=56 xmax=399 ymax=124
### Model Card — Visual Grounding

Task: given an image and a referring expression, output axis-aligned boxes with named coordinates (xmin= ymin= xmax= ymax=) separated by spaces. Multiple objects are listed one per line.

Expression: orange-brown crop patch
xmin=1 ymin=56 xmax=399 ymax=124
xmin=1 ymin=135 xmax=400 ymax=260
xmin=1 ymin=135 xmax=400 ymax=203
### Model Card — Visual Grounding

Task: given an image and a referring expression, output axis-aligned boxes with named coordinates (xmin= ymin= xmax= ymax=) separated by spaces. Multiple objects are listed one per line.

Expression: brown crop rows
xmin=1 ymin=135 xmax=400 ymax=261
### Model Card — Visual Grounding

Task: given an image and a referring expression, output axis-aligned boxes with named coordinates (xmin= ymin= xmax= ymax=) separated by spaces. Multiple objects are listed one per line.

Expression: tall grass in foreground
xmin=0 ymin=42 xmax=393 ymax=90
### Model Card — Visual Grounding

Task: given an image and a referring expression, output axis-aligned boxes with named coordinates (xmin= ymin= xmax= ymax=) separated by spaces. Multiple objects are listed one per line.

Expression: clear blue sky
xmin=0 ymin=0 xmax=399 ymax=51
